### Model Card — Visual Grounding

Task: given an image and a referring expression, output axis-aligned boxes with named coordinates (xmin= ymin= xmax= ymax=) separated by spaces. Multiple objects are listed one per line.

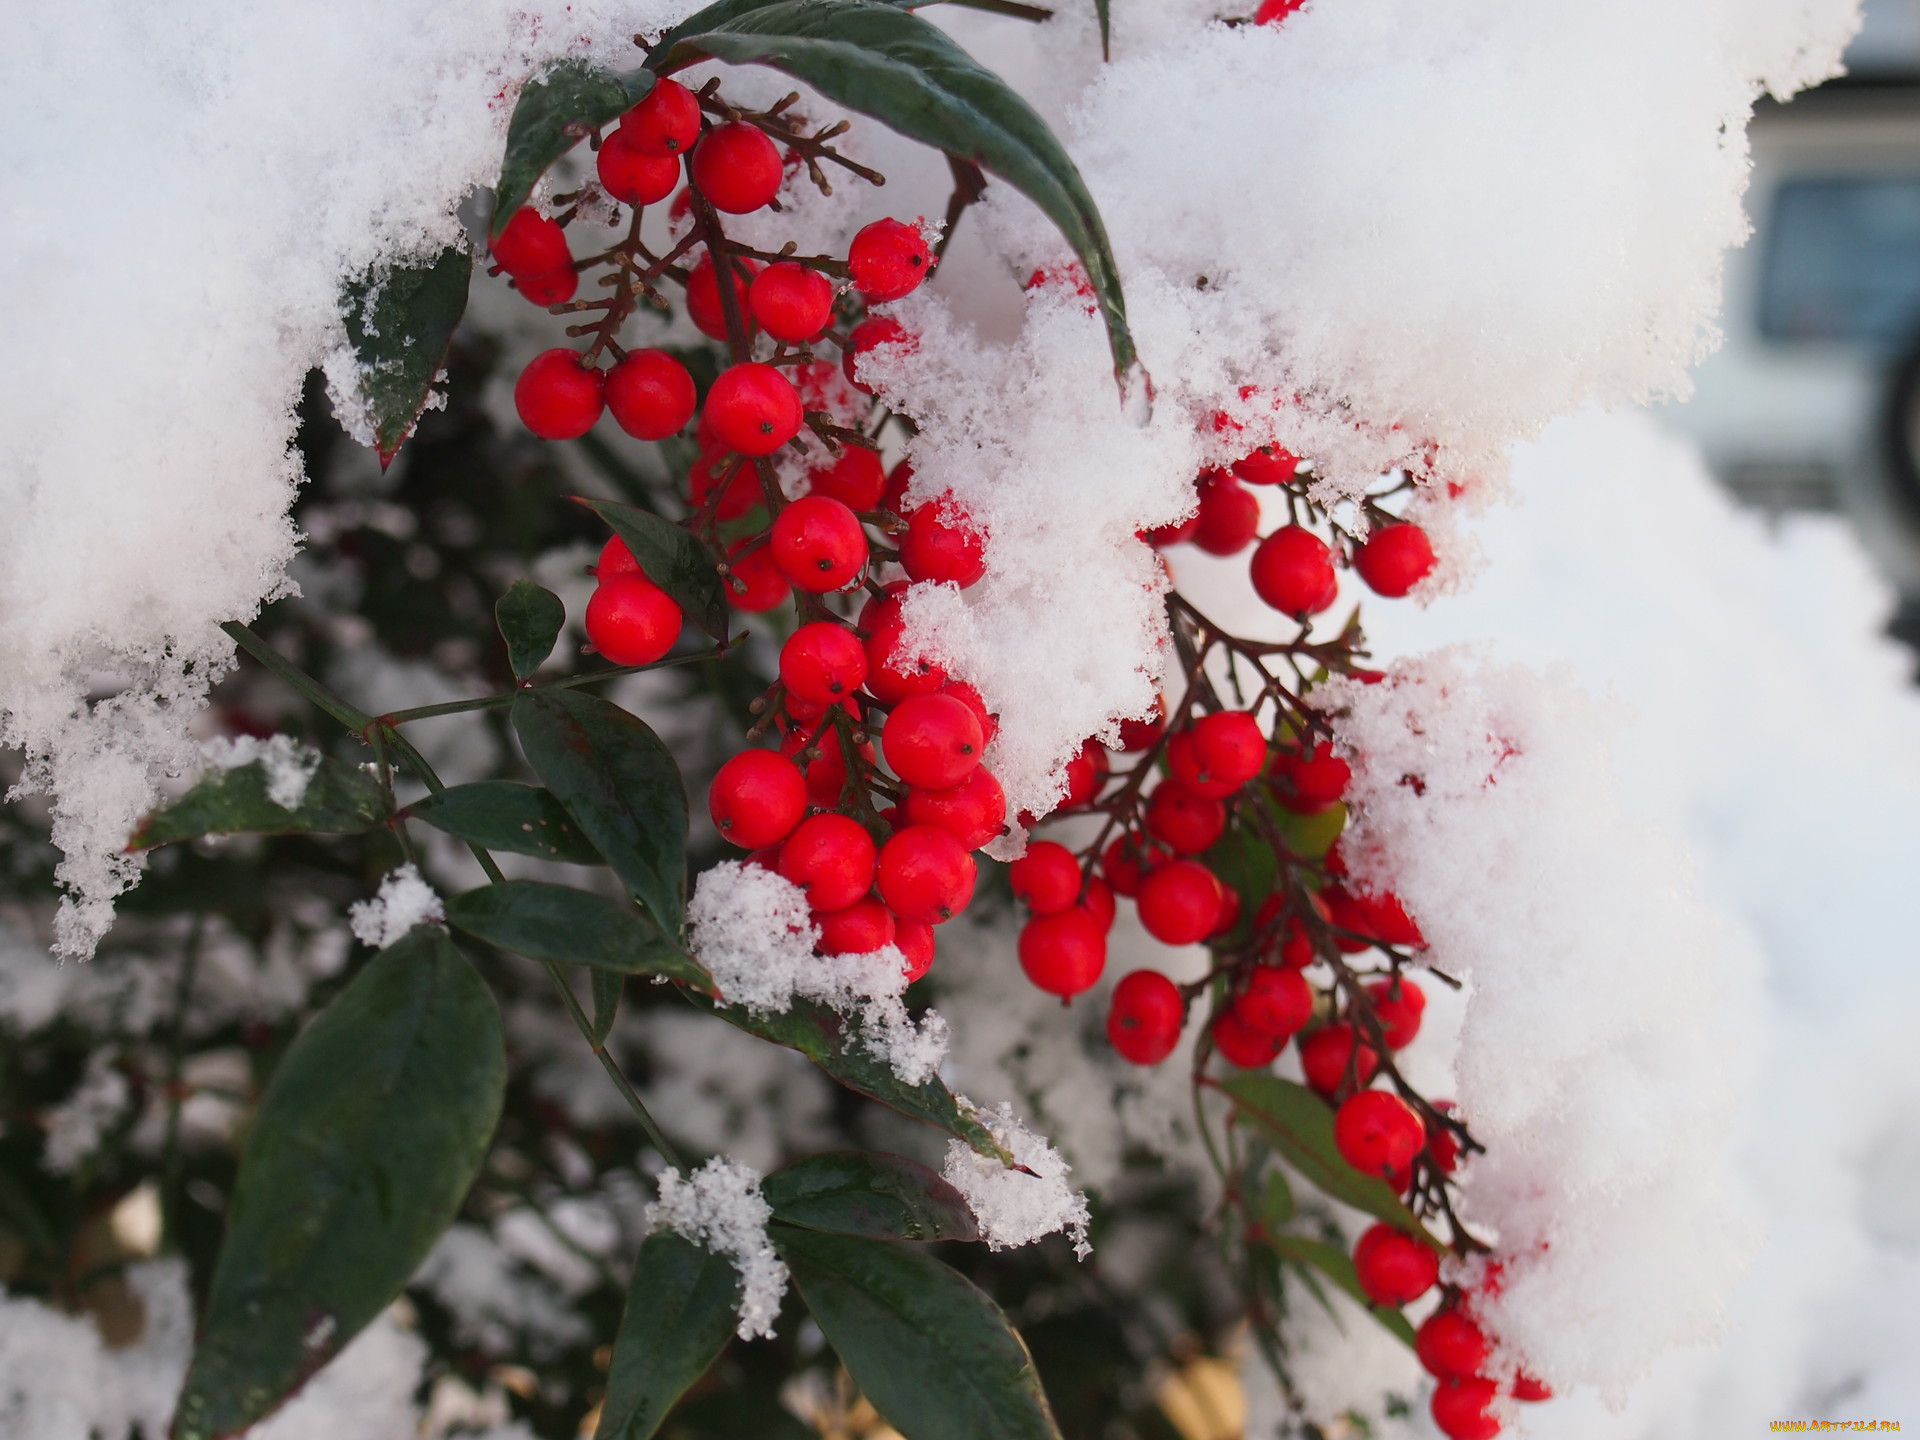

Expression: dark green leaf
xmin=0 ymin=1162 xmax=58 ymax=1256
xmin=1264 ymin=1232 xmax=1417 ymax=1348
xmin=1093 ymin=0 xmax=1110 ymax=59
xmin=1260 ymin=1167 xmax=1294 ymax=1229
xmin=172 ymin=927 xmax=504 ymax=1440
xmin=590 ymin=968 xmax=625 ymax=1046
xmin=596 ymin=1232 xmax=741 ymax=1440
xmin=774 ymin=1227 xmax=1061 ymax=1440
xmin=403 ymin=781 xmax=603 ymax=864
xmin=693 ymin=994 xmax=1012 ymax=1163
xmin=496 ymin=581 xmax=567 ymax=681
xmin=651 ymin=0 xmax=1138 ymax=384
xmin=445 ymin=880 xmax=707 ymax=984
xmin=133 ymin=753 xmax=388 ymax=850
xmin=765 ymin=1151 xmax=979 ymax=1242
xmin=577 ymin=496 xmax=730 ymax=642
xmin=338 ymin=245 xmax=472 ymax=466
xmin=1203 ymin=825 xmax=1277 ymax=945
xmin=512 ymin=689 xmax=688 ymax=932
xmin=494 ymin=62 xmax=657 ymax=233
xmin=1219 ymin=1074 xmax=1444 ymax=1252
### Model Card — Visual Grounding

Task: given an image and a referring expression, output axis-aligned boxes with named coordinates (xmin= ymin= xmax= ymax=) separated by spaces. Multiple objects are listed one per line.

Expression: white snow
xmin=941 ymin=1100 xmax=1092 ymax=1259
xmin=648 ymin=1156 xmax=788 ymax=1340
xmin=41 ymin=1049 xmax=133 ymax=1176
xmin=200 ymin=733 xmax=322 ymax=810
xmin=347 ymin=864 xmax=444 ymax=950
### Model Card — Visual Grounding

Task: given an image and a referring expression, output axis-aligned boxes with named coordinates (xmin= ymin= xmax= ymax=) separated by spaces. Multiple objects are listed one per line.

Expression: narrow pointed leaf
xmin=1263 ymin=1233 xmax=1417 ymax=1348
xmin=774 ymin=1227 xmax=1062 ymax=1440
xmin=338 ymin=245 xmax=472 ymax=465
xmin=693 ymin=994 xmax=1010 ymax=1162
xmin=494 ymin=62 xmax=657 ymax=232
xmin=496 ymin=581 xmax=567 ymax=681
xmin=1219 ymin=1074 xmax=1444 ymax=1253
xmin=445 ymin=881 xmax=707 ymax=984
xmin=650 ymin=0 xmax=1137 ymax=383
xmin=765 ymin=1151 xmax=979 ymax=1242
xmin=171 ymin=927 xmax=504 ymax=1440
xmin=595 ymin=1232 xmax=741 ymax=1440
xmin=402 ymin=781 xmax=603 ymax=864
xmin=590 ymin=969 xmax=625 ymax=1046
xmin=512 ymin=689 xmax=688 ymax=932
xmin=133 ymin=754 xmax=388 ymax=849
xmin=577 ymin=496 xmax=730 ymax=642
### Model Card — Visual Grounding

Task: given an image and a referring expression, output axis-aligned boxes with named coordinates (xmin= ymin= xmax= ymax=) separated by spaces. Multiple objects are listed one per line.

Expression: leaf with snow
xmin=647 ymin=1158 xmax=788 ymax=1341
xmin=132 ymin=745 xmax=385 ymax=850
xmin=333 ymin=245 xmax=471 ymax=466
xmin=348 ymin=864 xmax=445 ymax=950
xmin=940 ymin=1100 xmax=1089 ymax=1258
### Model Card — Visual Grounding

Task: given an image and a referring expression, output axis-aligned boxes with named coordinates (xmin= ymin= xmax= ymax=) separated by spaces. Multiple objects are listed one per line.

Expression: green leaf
xmin=1203 ymin=824 xmax=1278 ymax=944
xmin=403 ymin=781 xmax=603 ymax=864
xmin=765 ymin=1151 xmax=980 ymax=1242
xmin=651 ymin=0 xmax=1138 ymax=385
xmin=590 ymin=968 xmax=625 ymax=1046
xmin=494 ymin=62 xmax=657 ymax=233
xmin=512 ymin=689 xmax=688 ymax=933
xmin=445 ymin=880 xmax=707 ymax=984
xmin=1092 ymin=0 xmax=1110 ymax=60
xmin=595 ymin=1232 xmax=741 ymax=1440
xmin=693 ymin=995 xmax=1012 ymax=1163
xmin=338 ymin=245 xmax=473 ymax=466
xmin=172 ymin=927 xmax=504 ymax=1440
xmin=1267 ymin=796 xmax=1347 ymax=861
xmin=577 ymin=496 xmax=730 ymax=642
xmin=1219 ymin=1074 xmax=1444 ymax=1253
xmin=0 ymin=1162 xmax=58 ymax=1257
xmin=1264 ymin=1233 xmax=1417 ymax=1348
xmin=1260 ymin=1167 xmax=1294 ymax=1229
xmin=133 ymin=753 xmax=388 ymax=850
xmin=496 ymin=581 xmax=567 ymax=681
xmin=774 ymin=1227 xmax=1062 ymax=1440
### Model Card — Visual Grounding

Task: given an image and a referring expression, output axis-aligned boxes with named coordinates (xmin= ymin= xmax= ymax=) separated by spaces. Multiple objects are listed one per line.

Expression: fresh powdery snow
xmin=941 ymin=1101 xmax=1092 ymax=1258
xmin=200 ymin=733 xmax=322 ymax=810
xmin=685 ymin=861 xmax=948 ymax=1085
xmin=346 ymin=865 xmax=444 ymax=950
xmin=648 ymin=1157 xmax=788 ymax=1340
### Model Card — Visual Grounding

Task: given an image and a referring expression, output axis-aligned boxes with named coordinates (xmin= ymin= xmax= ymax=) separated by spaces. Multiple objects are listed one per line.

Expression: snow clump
xmin=347 ymin=864 xmax=444 ymax=950
xmin=942 ymin=1100 xmax=1092 ymax=1259
xmin=648 ymin=1157 xmax=788 ymax=1340
xmin=201 ymin=733 xmax=322 ymax=810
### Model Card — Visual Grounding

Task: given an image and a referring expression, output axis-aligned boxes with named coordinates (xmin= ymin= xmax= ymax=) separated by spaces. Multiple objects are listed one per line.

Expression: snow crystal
xmin=42 ymin=1049 xmax=132 ymax=1175
xmin=347 ymin=864 xmax=443 ymax=950
xmin=648 ymin=1157 xmax=788 ymax=1340
xmin=413 ymin=1223 xmax=592 ymax=1358
xmin=686 ymin=862 xmax=948 ymax=1085
xmin=201 ymin=733 xmax=321 ymax=810
xmin=941 ymin=1100 xmax=1091 ymax=1258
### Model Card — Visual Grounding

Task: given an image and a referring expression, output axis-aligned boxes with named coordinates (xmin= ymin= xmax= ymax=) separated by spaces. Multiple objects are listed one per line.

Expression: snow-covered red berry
xmin=1018 ymin=909 xmax=1106 ymax=998
xmin=750 ymin=261 xmax=836 ymax=342
xmin=690 ymin=122 xmax=784 ymax=213
xmin=1136 ymin=859 xmax=1224 ymax=946
xmin=1108 ymin=970 xmax=1184 ymax=1065
xmin=705 ymin=362 xmax=802 ymax=456
xmin=770 ymin=495 xmax=868 ymax=592
xmin=881 ymin=692 xmax=983 ymax=791
xmin=1250 ymin=526 xmax=1338 ymax=616
xmin=899 ymin=497 xmax=986 ymax=587
xmin=621 ymin=78 xmax=702 ymax=156
xmin=848 ymin=217 xmax=932 ymax=302
xmin=1354 ymin=522 xmax=1437 ymax=598
xmin=515 ymin=349 xmax=604 ymax=440
xmin=1334 ymin=1090 xmax=1426 ymax=1180
xmin=814 ymin=897 xmax=896 ymax=957
xmin=1325 ymin=886 xmax=1425 ymax=949
xmin=843 ymin=315 xmax=912 ymax=394
xmin=708 ymin=750 xmax=806 ymax=849
xmin=605 ymin=349 xmax=696 ymax=441
xmin=585 ymin=573 xmax=682 ymax=665
xmin=778 ymin=813 xmax=876 ymax=912
xmin=780 ymin=622 xmax=867 ymax=708
xmin=1009 ymin=840 xmax=1082 ymax=915
xmin=1352 ymin=1223 xmax=1439 ymax=1307
xmin=1232 ymin=443 xmax=1300 ymax=485
xmin=1193 ymin=472 xmax=1260 ymax=556
xmin=902 ymin=766 xmax=1006 ymax=852
xmin=877 ymin=824 xmax=976 ymax=923
xmin=862 ymin=594 xmax=946 ymax=702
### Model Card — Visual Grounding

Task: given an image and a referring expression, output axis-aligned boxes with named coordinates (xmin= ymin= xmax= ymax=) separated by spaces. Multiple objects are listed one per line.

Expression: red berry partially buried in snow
xmin=705 ymin=362 xmax=803 ymax=456
xmin=848 ymin=217 xmax=933 ymax=302
xmin=1193 ymin=472 xmax=1261 ymax=556
xmin=770 ymin=495 xmax=868 ymax=592
xmin=895 ymin=918 xmax=936 ymax=982
xmin=1250 ymin=526 xmax=1338 ymax=617
xmin=815 ymin=897 xmax=896 ymax=957
xmin=691 ymin=122 xmax=784 ymax=213
xmin=708 ymin=750 xmax=807 ymax=849
xmin=1108 ymin=970 xmax=1184 ymax=1065
xmin=1430 ymin=1377 xmax=1502 ymax=1440
xmin=843 ymin=315 xmax=912 ymax=394
xmin=605 ymin=349 xmax=697 ymax=441
xmin=1352 ymin=1223 xmax=1439 ymax=1307
xmin=515 ymin=349 xmax=604 ymax=440
xmin=621 ymin=78 xmax=702 ymax=156
xmin=1019 ymin=908 xmax=1107 ymax=997
xmin=1353 ymin=522 xmax=1437 ymax=598
xmin=882 ymin=693 xmax=984 ymax=791
xmin=900 ymin=497 xmax=987 ymax=588
xmin=585 ymin=573 xmax=682 ymax=665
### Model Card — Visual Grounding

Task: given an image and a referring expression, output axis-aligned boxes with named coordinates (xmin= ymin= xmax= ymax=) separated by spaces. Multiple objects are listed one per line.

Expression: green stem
xmin=221 ymin=621 xmax=372 ymax=731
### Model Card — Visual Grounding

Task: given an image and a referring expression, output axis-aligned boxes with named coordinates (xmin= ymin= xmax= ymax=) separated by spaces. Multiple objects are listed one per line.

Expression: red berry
xmin=1080 ymin=875 xmax=1116 ymax=931
xmin=709 ymin=750 xmax=807 ymax=849
xmin=807 ymin=446 xmax=887 ymax=511
xmin=597 ymin=535 xmax=640 ymax=579
xmin=1511 ymin=1375 xmax=1552 ymax=1403
xmin=881 ymin=459 xmax=914 ymax=514
xmin=902 ymin=766 xmax=1006 ymax=851
xmin=778 ymin=813 xmax=876 ymax=912
xmin=598 ymin=126 xmax=682 ymax=206
xmin=585 ymin=573 xmax=682 ymax=665
xmin=877 ymin=824 xmax=976 ymax=924
xmin=1232 ymin=443 xmax=1300 ymax=485
xmin=1325 ymin=886 xmax=1425 ymax=950
xmin=1334 ymin=1090 xmax=1425 ymax=1180
xmin=1250 ymin=526 xmax=1338 ymax=616
xmin=1166 ymin=736 xmax=1237 ymax=802
xmin=686 ymin=251 xmax=760 ymax=341
xmin=1107 ymin=970 xmax=1184 ymax=1065
xmin=862 ymin=597 xmax=947 ymax=703
xmin=515 ymin=349 xmax=604 ymax=440
xmin=706 ymin=362 xmax=803 ymax=457
xmin=1009 ymin=840 xmax=1082 ymax=915
xmin=1191 ymin=711 xmax=1267 ymax=788
xmin=1365 ymin=976 xmax=1426 ymax=1048
xmin=1416 ymin=1308 xmax=1491 ymax=1381
xmin=690 ymin=452 xmax=761 ymax=522
xmin=1018 ymin=909 xmax=1107 ymax=998
xmin=491 ymin=207 xmax=572 ymax=277
xmin=1212 ymin=1008 xmax=1284 ymax=1069
xmin=750 ymin=261 xmax=837 ymax=342
xmin=848 ymin=217 xmax=932 ymax=302
xmin=621 ymin=78 xmax=702 ymax=156
xmin=815 ymin=896 xmax=896 ymax=957
xmin=1428 ymin=1100 xmax=1462 ymax=1175
xmin=1210 ymin=884 xmax=1242 ymax=938
xmin=1144 ymin=509 xmax=1200 ymax=548
xmin=1193 ymin=472 xmax=1261 ymax=556
xmin=1144 ymin=780 xmax=1227 ymax=856
xmin=517 ymin=267 xmax=578 ymax=306
xmin=1353 ymin=1223 xmax=1440 ymax=1307
xmin=1058 ymin=740 xmax=1107 ymax=810
xmin=1136 ymin=859 xmax=1225 ymax=946
xmin=780 ymin=622 xmax=868 ymax=709
xmin=1232 ymin=965 xmax=1312 ymax=1039
xmin=1354 ymin=522 xmax=1436 ymax=598
xmin=1280 ymin=909 xmax=1318 ymax=969
xmin=724 ymin=541 xmax=789 ymax=612
xmin=1430 ymin=1377 xmax=1502 ymax=1440
xmin=843 ymin=315 xmax=912 ymax=394
xmin=770 ymin=495 xmax=868 ymax=592
xmin=691 ymin=122 xmax=783 ymax=213
xmin=1299 ymin=1021 xmax=1379 ymax=1097
xmin=895 ymin=918 xmax=936 ymax=982
xmin=1270 ymin=743 xmax=1351 ymax=813
xmin=940 ymin=681 xmax=998 ymax=747
xmin=605 ymin=349 xmax=697 ymax=441
xmin=900 ymin=497 xmax=987 ymax=588
xmin=1117 ymin=698 xmax=1166 ymax=752
xmin=881 ymin=693 xmax=983 ymax=790
xmin=1100 ymin=835 xmax=1160 ymax=898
